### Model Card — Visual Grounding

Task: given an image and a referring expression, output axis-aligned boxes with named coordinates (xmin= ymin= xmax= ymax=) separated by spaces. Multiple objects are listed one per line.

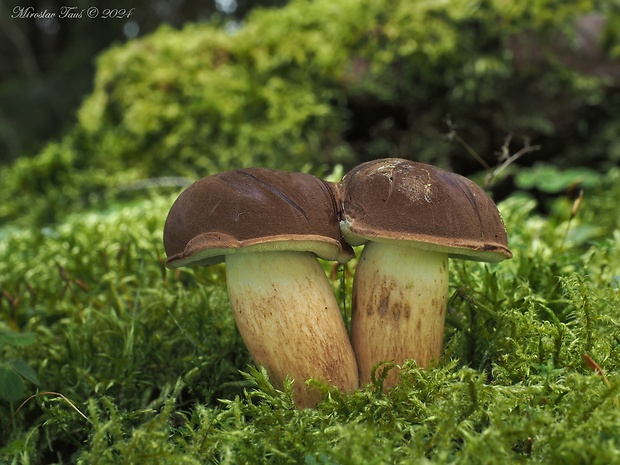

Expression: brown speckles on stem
xmin=351 ymin=241 xmax=449 ymax=388
xmin=378 ymin=296 xmax=389 ymax=316
xmin=226 ymin=251 xmax=359 ymax=408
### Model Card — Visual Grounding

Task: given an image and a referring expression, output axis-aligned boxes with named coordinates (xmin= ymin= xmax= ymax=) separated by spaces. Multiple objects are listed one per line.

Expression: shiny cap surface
xmin=340 ymin=158 xmax=512 ymax=262
xmin=164 ymin=168 xmax=354 ymax=267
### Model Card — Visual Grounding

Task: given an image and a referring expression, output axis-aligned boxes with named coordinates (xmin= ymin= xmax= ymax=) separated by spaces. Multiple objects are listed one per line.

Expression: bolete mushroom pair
xmin=163 ymin=159 xmax=512 ymax=407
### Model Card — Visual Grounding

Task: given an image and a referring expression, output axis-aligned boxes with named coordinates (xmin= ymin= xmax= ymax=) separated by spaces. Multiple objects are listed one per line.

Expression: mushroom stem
xmin=351 ymin=241 xmax=449 ymax=388
xmin=225 ymin=250 xmax=359 ymax=408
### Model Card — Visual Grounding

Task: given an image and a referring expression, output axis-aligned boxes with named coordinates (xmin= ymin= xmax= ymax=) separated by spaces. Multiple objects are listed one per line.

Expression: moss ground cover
xmin=2 ymin=168 xmax=620 ymax=463
xmin=2 ymin=0 xmax=620 ymax=462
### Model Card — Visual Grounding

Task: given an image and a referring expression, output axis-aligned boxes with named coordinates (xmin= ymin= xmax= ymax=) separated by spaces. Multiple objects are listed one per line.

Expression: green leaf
xmin=8 ymin=358 xmax=40 ymax=386
xmin=0 ymin=329 xmax=36 ymax=348
xmin=515 ymin=164 xmax=602 ymax=193
xmin=0 ymin=365 xmax=25 ymax=402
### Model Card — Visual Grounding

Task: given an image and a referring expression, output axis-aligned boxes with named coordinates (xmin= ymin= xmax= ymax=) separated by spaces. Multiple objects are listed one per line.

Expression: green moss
xmin=1 ymin=167 xmax=620 ymax=463
xmin=2 ymin=0 xmax=620 ymax=462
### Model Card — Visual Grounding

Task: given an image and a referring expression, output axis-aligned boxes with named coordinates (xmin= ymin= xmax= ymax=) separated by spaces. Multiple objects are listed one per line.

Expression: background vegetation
xmin=1 ymin=0 xmax=620 ymax=463
xmin=0 ymin=0 xmax=287 ymax=164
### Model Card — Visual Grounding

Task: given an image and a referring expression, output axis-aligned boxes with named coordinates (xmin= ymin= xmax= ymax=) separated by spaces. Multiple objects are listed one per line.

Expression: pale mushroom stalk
xmin=226 ymin=250 xmax=358 ymax=407
xmin=351 ymin=242 xmax=448 ymax=387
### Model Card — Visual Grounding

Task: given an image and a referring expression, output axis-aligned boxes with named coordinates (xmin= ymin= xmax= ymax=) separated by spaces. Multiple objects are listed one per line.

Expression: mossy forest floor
xmin=2 ymin=167 xmax=620 ymax=464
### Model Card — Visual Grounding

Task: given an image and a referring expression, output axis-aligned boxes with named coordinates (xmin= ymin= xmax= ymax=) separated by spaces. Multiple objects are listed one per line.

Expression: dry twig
xmin=2 ymin=391 xmax=91 ymax=437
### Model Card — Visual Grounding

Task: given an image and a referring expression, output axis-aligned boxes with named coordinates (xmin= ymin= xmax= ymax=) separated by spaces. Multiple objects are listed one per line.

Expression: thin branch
xmin=444 ymin=116 xmax=491 ymax=171
xmin=3 ymin=391 xmax=91 ymax=437
xmin=444 ymin=118 xmax=541 ymax=189
xmin=558 ymin=190 xmax=584 ymax=252
xmin=584 ymin=353 xmax=619 ymax=407
xmin=485 ymin=136 xmax=541 ymax=188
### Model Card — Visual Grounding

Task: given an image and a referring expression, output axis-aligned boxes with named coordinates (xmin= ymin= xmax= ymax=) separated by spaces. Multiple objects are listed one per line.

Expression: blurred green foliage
xmin=1 ymin=0 xmax=619 ymax=227
xmin=514 ymin=163 xmax=601 ymax=193
xmin=0 ymin=329 xmax=39 ymax=402
xmin=0 ymin=0 xmax=288 ymax=163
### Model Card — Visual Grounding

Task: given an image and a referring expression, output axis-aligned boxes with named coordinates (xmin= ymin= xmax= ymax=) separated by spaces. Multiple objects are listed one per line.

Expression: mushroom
xmin=163 ymin=168 xmax=359 ymax=407
xmin=339 ymin=158 xmax=512 ymax=387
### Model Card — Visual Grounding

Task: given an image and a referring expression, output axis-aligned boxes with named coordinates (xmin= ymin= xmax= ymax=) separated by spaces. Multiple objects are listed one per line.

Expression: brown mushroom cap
xmin=340 ymin=158 xmax=512 ymax=262
xmin=164 ymin=168 xmax=354 ymax=268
